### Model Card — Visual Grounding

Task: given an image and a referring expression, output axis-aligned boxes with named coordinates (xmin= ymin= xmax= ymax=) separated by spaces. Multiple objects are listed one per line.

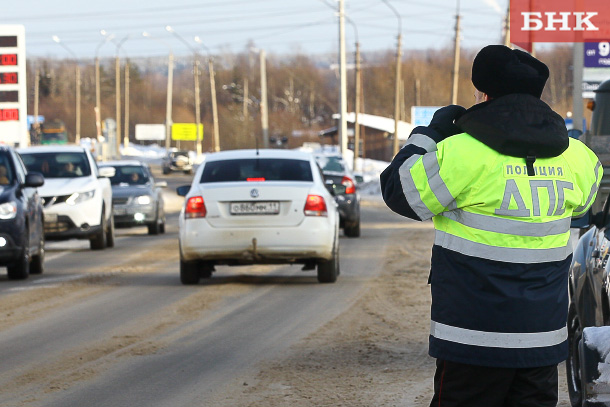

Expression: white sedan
xmin=177 ymin=149 xmax=341 ymax=284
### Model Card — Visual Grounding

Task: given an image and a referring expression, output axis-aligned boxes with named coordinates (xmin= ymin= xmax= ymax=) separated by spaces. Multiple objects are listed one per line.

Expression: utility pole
xmin=503 ymin=4 xmax=511 ymax=47
xmin=194 ymin=59 xmax=201 ymax=155
xmin=338 ymin=0 xmax=348 ymax=156
xmin=124 ymin=60 xmax=130 ymax=150
xmin=209 ymin=58 xmax=220 ymax=151
xmin=260 ymin=50 xmax=269 ymax=149
xmin=414 ymin=79 xmax=421 ymax=106
xmin=451 ymin=1 xmax=461 ymax=105
xmin=167 ymin=53 xmax=174 ymax=152
xmin=33 ymin=68 xmax=39 ymax=143
xmin=354 ymin=41 xmax=361 ymax=172
xmin=115 ymin=55 xmax=121 ymax=158
xmin=392 ymin=33 xmax=402 ymax=155
xmin=243 ymin=78 xmax=249 ymax=139
xmin=573 ymin=43 xmax=585 ymax=136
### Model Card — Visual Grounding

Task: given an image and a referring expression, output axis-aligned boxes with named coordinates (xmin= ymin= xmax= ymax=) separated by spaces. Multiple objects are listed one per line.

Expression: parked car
xmin=99 ymin=160 xmax=167 ymax=235
xmin=315 ymin=154 xmax=361 ymax=237
xmin=0 ymin=146 xmax=45 ymax=279
xmin=162 ymin=149 xmax=194 ymax=174
xmin=18 ymin=145 xmax=115 ymax=250
xmin=567 ymin=190 xmax=610 ymax=406
xmin=176 ymin=149 xmax=341 ymax=285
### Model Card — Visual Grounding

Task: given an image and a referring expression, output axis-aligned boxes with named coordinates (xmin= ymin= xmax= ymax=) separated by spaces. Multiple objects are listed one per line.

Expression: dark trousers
xmin=429 ymin=359 xmax=558 ymax=407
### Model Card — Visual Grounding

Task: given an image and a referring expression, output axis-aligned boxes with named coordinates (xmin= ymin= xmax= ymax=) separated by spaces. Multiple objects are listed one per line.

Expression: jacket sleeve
xmin=571 ymin=141 xmax=603 ymax=218
xmin=380 ymin=126 xmax=442 ymax=221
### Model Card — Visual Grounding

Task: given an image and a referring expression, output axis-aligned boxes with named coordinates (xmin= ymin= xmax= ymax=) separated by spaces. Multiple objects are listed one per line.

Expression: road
xmin=0 ymin=171 xmax=408 ymax=407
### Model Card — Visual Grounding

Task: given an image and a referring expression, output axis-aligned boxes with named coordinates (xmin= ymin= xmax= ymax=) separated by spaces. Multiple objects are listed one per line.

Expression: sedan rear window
xmin=200 ymin=159 xmax=313 ymax=183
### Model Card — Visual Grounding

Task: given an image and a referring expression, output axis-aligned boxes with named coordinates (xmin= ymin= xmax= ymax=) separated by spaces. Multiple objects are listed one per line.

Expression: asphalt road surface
xmin=0 ymin=170 xmax=408 ymax=407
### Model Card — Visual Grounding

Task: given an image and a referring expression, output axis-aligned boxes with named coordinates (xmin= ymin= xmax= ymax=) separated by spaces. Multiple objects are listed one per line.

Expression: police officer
xmin=380 ymin=45 xmax=602 ymax=406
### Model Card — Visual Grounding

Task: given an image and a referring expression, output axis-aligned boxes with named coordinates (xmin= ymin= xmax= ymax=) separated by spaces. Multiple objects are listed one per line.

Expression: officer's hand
xmin=428 ymin=105 xmax=467 ymax=142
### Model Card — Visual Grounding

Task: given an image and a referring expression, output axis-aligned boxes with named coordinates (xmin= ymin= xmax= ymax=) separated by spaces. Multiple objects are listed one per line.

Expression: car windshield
xmin=200 ymin=158 xmax=313 ymax=183
xmin=20 ymin=152 xmax=91 ymax=178
xmin=105 ymin=165 xmax=150 ymax=186
xmin=316 ymin=156 xmax=345 ymax=173
xmin=0 ymin=152 xmax=14 ymax=186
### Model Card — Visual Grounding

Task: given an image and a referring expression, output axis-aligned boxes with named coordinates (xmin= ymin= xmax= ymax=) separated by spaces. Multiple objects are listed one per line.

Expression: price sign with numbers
xmin=0 ymin=25 xmax=27 ymax=146
xmin=585 ymin=42 xmax=610 ymax=67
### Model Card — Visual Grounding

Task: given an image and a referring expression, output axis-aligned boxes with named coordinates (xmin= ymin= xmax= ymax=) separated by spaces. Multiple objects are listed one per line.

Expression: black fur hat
xmin=471 ymin=45 xmax=549 ymax=98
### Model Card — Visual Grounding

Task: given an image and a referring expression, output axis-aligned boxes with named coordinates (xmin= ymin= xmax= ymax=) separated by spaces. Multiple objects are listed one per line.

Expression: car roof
xmin=17 ymin=145 xmax=86 ymax=154
xmin=204 ymin=149 xmax=313 ymax=163
xmin=100 ymin=160 xmax=144 ymax=167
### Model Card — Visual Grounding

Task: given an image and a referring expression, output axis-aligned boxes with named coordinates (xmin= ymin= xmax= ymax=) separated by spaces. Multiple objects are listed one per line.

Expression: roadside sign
xmin=585 ymin=42 xmax=610 ymax=68
xmin=0 ymin=25 xmax=27 ymax=146
xmin=411 ymin=106 xmax=441 ymax=127
xmin=135 ymin=124 xmax=165 ymax=141
xmin=171 ymin=123 xmax=203 ymax=141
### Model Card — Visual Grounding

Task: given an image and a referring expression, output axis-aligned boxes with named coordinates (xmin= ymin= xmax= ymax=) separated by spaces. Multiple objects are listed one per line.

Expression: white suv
xmin=18 ymin=146 xmax=115 ymax=250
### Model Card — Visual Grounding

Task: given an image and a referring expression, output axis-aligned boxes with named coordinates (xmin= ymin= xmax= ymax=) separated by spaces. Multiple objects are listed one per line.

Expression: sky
xmin=2 ymin=0 xmax=509 ymax=60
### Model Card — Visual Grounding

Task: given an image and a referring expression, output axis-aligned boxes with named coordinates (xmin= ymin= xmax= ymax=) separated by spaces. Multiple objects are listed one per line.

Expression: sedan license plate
xmin=45 ymin=213 xmax=58 ymax=223
xmin=230 ymin=201 xmax=279 ymax=215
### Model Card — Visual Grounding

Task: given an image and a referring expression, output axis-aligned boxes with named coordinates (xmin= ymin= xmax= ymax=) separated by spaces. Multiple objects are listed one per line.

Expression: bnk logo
xmin=510 ymin=0 xmax=610 ymax=47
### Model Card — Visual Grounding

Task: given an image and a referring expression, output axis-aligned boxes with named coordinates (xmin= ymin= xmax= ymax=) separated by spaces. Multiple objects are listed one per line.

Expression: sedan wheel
xmin=106 ymin=212 xmax=115 ymax=248
xmin=180 ymin=259 xmax=200 ymax=285
xmin=148 ymin=209 xmax=162 ymax=235
xmin=90 ymin=209 xmax=107 ymax=250
xmin=317 ymin=248 xmax=339 ymax=284
xmin=344 ymin=220 xmax=361 ymax=238
xmin=7 ymin=235 xmax=29 ymax=280
xmin=566 ymin=303 xmax=583 ymax=407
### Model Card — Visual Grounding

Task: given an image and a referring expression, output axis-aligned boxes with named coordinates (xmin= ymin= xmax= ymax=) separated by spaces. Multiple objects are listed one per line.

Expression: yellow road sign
xmin=171 ymin=123 xmax=203 ymax=141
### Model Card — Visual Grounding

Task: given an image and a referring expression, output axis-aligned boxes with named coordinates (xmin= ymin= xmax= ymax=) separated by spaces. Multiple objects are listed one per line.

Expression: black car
xmin=567 ymin=187 xmax=610 ymax=406
xmin=315 ymin=155 xmax=361 ymax=237
xmin=0 ymin=146 xmax=45 ymax=279
xmin=100 ymin=161 xmax=167 ymax=235
xmin=162 ymin=149 xmax=194 ymax=175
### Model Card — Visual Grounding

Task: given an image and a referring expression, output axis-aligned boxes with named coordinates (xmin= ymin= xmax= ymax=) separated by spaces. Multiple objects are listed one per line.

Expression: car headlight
xmin=136 ymin=195 xmax=152 ymax=205
xmin=66 ymin=190 xmax=95 ymax=205
xmin=0 ymin=202 xmax=17 ymax=219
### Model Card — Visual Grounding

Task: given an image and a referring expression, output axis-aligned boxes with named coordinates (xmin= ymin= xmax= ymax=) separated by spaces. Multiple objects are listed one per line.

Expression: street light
xmin=166 ymin=26 xmax=203 ymax=156
xmin=52 ymin=35 xmax=81 ymax=144
xmin=110 ymin=35 xmax=130 ymax=158
xmin=142 ymin=32 xmax=174 ymax=153
xmin=381 ymin=0 xmax=403 ymax=156
xmin=194 ymin=36 xmax=220 ymax=152
xmin=95 ymin=31 xmax=115 ymax=147
xmin=249 ymin=47 xmax=269 ymax=149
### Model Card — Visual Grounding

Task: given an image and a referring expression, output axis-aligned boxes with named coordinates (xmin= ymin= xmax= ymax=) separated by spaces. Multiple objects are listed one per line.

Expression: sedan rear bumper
xmin=179 ymin=217 xmax=335 ymax=263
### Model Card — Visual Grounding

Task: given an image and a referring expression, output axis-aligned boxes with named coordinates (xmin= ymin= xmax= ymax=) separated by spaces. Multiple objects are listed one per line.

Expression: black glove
xmin=428 ymin=105 xmax=466 ymax=142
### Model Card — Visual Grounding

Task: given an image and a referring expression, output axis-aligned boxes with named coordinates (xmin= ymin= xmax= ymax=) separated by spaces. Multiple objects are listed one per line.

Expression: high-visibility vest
xmin=399 ymin=131 xmax=602 ymax=367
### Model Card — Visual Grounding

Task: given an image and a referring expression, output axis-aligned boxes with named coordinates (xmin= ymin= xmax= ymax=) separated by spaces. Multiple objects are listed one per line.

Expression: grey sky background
xmin=3 ymin=0 xmax=508 ymax=60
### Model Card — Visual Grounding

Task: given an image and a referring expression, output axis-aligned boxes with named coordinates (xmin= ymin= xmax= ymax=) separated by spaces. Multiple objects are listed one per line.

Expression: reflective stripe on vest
xmin=405 ymin=132 xmax=437 ymax=152
xmin=574 ymin=160 xmax=602 ymax=214
xmin=434 ymin=230 xmax=572 ymax=263
xmin=430 ymin=320 xmax=568 ymax=348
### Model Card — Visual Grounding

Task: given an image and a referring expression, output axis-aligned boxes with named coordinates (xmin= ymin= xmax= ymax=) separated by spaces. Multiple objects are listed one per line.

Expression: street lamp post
xmin=52 ymin=35 xmax=81 ymax=144
xmin=95 ymin=31 xmax=114 ymax=148
xmin=142 ymin=32 xmax=174 ymax=153
xmin=195 ymin=36 xmax=220 ymax=152
xmin=381 ymin=0 xmax=403 ymax=156
xmin=166 ymin=26 xmax=202 ymax=156
xmin=249 ymin=47 xmax=269 ymax=149
xmin=111 ymin=35 xmax=130 ymax=158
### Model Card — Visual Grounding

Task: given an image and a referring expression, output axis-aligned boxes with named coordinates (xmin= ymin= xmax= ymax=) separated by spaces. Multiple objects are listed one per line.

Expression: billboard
xmin=171 ymin=123 xmax=203 ymax=141
xmin=135 ymin=124 xmax=165 ymax=141
xmin=0 ymin=25 xmax=27 ymax=146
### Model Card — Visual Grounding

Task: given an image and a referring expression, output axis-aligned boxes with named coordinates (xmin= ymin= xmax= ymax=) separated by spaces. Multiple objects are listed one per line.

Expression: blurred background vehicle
xmin=315 ymin=154 xmax=361 ymax=237
xmin=100 ymin=160 xmax=167 ymax=235
xmin=176 ymin=149 xmax=340 ymax=285
xmin=18 ymin=145 xmax=115 ymax=250
xmin=162 ymin=149 xmax=194 ymax=175
xmin=0 ymin=146 xmax=45 ymax=280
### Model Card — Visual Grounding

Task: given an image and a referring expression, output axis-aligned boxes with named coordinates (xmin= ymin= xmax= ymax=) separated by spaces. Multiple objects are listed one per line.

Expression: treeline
xmin=26 ymin=45 xmax=574 ymax=151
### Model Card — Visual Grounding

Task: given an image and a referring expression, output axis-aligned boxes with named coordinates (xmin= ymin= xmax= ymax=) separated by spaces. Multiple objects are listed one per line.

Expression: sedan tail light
xmin=304 ymin=194 xmax=327 ymax=217
xmin=185 ymin=196 xmax=207 ymax=218
xmin=341 ymin=176 xmax=356 ymax=194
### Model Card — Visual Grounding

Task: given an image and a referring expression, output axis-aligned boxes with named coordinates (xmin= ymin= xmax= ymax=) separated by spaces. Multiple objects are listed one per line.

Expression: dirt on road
xmin=210 ymin=216 xmax=573 ymax=407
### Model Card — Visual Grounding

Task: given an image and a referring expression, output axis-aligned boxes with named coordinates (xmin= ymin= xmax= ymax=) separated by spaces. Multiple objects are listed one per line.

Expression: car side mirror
xmin=155 ymin=181 xmax=168 ymax=188
xmin=98 ymin=167 xmax=116 ymax=178
xmin=24 ymin=172 xmax=44 ymax=188
xmin=176 ymin=185 xmax=190 ymax=196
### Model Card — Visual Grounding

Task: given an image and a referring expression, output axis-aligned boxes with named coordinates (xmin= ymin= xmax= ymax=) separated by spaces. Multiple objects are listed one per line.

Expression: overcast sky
xmin=3 ymin=0 xmax=508 ymax=60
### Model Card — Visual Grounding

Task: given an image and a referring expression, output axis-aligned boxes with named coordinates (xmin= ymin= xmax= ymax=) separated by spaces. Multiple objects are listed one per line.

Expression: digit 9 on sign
xmin=600 ymin=42 xmax=610 ymax=57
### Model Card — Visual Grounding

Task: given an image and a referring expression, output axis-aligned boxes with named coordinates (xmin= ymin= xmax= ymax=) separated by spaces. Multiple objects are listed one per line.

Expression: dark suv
xmin=0 ymin=146 xmax=45 ymax=279
xmin=162 ymin=149 xmax=194 ymax=174
xmin=315 ymin=155 xmax=361 ymax=237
